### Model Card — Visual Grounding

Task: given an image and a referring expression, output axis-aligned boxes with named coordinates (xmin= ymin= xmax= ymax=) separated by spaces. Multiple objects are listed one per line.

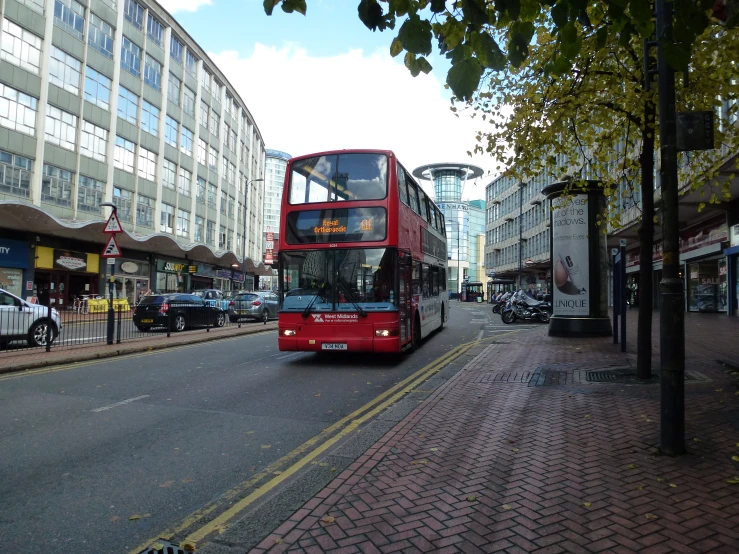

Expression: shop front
xmin=111 ymin=258 xmax=151 ymax=306
xmin=0 ymin=238 xmax=31 ymax=298
xmin=722 ymin=222 xmax=739 ymax=316
xmin=214 ymin=268 xmax=244 ymax=293
xmin=190 ymin=263 xmax=215 ymax=291
xmin=154 ymin=259 xmax=190 ymax=294
xmin=680 ymin=214 xmax=729 ymax=313
xmin=34 ymin=247 xmax=100 ymax=307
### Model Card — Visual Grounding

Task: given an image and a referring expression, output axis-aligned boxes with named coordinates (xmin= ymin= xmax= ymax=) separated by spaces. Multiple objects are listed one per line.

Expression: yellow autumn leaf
xmin=657 ymin=478 xmax=665 ymax=482
xmin=159 ymin=480 xmax=174 ymax=488
xmin=182 ymin=542 xmax=196 ymax=552
xmin=273 ymin=537 xmax=284 ymax=544
xmin=584 ymin=502 xmax=592 ymax=508
xmin=726 ymin=476 xmax=739 ymax=484
xmin=669 ymin=483 xmax=677 ymax=488
xmin=430 ymin=448 xmax=439 ymax=451
xmin=627 ymin=464 xmax=637 ymax=469
xmin=322 ymin=515 xmax=335 ymax=524
xmin=501 ymin=504 xmax=512 ymax=510
xmin=318 ymin=462 xmax=328 ymax=467
xmin=584 ymin=414 xmax=591 ymax=419
xmin=246 ymin=431 xmax=255 ymax=435
xmin=467 ymin=495 xmax=477 ymax=502
xmin=732 ymin=455 xmax=739 ymax=462
xmin=366 ymin=382 xmax=371 ymax=385
xmin=151 ymin=543 xmax=164 ymax=551
xmin=261 ymin=444 xmax=272 ymax=449
xmin=637 ymin=485 xmax=644 ymax=490
xmin=129 ymin=515 xmax=141 ymax=521
xmin=645 ymin=513 xmax=658 ymax=520
xmin=694 ymin=438 xmax=701 ymax=442
xmin=110 ymin=515 xmax=120 ymax=522
xmin=715 ymin=389 xmax=723 ymax=392
xmin=315 ymin=393 xmax=321 ymax=397
xmin=182 ymin=478 xmax=193 ymax=483
xmin=512 ymin=448 xmax=519 ymax=453
xmin=273 ymin=471 xmax=282 ymax=475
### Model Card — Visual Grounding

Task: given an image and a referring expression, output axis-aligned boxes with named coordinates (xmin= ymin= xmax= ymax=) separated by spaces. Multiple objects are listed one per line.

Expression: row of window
xmin=411 ymin=262 xmax=447 ymax=298
xmin=487 ymin=231 xmax=550 ymax=268
xmin=397 ymin=163 xmax=446 ymax=236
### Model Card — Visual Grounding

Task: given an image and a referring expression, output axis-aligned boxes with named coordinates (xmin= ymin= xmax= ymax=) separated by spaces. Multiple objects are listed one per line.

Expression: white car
xmin=0 ymin=288 xmax=62 ymax=348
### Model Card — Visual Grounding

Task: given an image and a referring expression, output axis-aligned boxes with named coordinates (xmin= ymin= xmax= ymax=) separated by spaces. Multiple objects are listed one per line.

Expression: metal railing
xmin=0 ymin=300 xmax=271 ymax=354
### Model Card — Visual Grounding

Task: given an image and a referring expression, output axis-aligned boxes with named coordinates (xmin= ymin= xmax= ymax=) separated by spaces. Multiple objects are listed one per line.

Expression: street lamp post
xmin=449 ymin=220 xmax=462 ymax=300
xmin=243 ymin=177 xmax=264 ymax=291
xmin=100 ymin=202 xmax=117 ymax=345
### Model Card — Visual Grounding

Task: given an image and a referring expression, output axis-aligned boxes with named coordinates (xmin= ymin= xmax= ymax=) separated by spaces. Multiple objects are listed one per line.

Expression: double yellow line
xmin=130 ymin=340 xmax=480 ymax=553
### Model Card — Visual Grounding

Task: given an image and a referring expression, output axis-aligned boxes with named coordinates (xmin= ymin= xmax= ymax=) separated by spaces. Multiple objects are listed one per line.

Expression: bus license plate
xmin=141 ymin=319 xmax=153 ymax=323
xmin=322 ymin=343 xmax=347 ymax=351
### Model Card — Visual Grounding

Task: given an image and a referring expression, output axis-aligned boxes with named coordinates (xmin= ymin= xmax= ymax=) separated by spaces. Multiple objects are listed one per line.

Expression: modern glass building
xmin=413 ymin=162 xmax=484 ymax=295
xmin=263 ymin=149 xmax=290 ymax=253
xmin=0 ymin=0 xmax=269 ymax=303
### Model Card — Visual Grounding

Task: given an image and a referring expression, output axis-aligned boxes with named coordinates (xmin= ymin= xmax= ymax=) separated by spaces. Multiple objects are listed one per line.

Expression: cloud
xmin=158 ymin=0 xmax=212 ymax=14
xmin=209 ymin=45 xmax=497 ymax=200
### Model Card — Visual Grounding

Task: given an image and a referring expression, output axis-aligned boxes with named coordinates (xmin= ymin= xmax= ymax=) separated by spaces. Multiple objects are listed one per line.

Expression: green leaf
xmin=462 ymin=0 xmax=489 ymax=27
xmin=390 ymin=37 xmax=403 ymax=57
xmin=508 ymin=31 xmax=529 ymax=67
xmin=389 ymin=0 xmax=411 ymax=17
xmin=447 ymin=58 xmax=483 ymax=101
xmin=415 ymin=56 xmax=433 ymax=75
xmin=281 ymin=0 xmax=306 ymax=15
xmin=358 ymin=0 xmax=386 ymax=31
xmin=595 ymin=26 xmax=608 ymax=49
xmin=440 ymin=18 xmax=466 ymax=51
xmin=398 ymin=14 xmax=433 ymax=55
xmin=661 ymin=42 xmax=691 ymax=71
xmin=263 ymin=0 xmax=280 ymax=16
xmin=471 ymin=32 xmax=506 ymax=70
xmin=430 ymin=0 xmax=446 ymax=13
xmin=560 ymin=22 xmax=581 ymax=59
xmin=551 ymin=2 xmax=569 ymax=28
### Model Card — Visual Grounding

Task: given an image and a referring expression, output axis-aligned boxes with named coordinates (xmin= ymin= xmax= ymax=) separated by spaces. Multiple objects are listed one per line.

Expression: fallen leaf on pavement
xmin=430 ymin=448 xmax=438 ymax=452
xmin=584 ymin=414 xmax=591 ymax=419
xmin=584 ymin=502 xmax=592 ymax=508
xmin=501 ymin=504 xmax=512 ymax=510
xmin=273 ymin=537 xmax=284 ymax=544
xmin=637 ymin=486 xmax=644 ymax=490
xmin=693 ymin=438 xmax=701 ymax=442
xmin=716 ymin=389 xmax=724 ymax=392
xmin=366 ymin=382 xmax=371 ymax=385
xmin=273 ymin=471 xmax=282 ymax=475
xmin=467 ymin=495 xmax=477 ymax=502
xmin=669 ymin=484 xmax=677 ymax=488
xmin=182 ymin=542 xmax=196 ymax=551
xmin=261 ymin=444 xmax=272 ymax=449
xmin=645 ymin=513 xmax=658 ymax=520
xmin=657 ymin=478 xmax=665 ymax=482
xmin=726 ymin=476 xmax=739 ymax=484
xmin=110 ymin=516 xmax=120 ymax=522
xmin=159 ymin=480 xmax=174 ymax=488
xmin=627 ymin=464 xmax=637 ymax=469
xmin=322 ymin=515 xmax=335 ymax=525
xmin=182 ymin=478 xmax=193 ymax=483
xmin=246 ymin=431 xmax=255 ymax=435
xmin=129 ymin=515 xmax=141 ymax=521
xmin=314 ymin=393 xmax=321 ymax=397
xmin=732 ymin=456 xmax=739 ymax=462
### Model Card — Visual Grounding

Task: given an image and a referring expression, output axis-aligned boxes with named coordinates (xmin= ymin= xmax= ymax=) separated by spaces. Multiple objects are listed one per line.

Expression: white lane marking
xmin=476 ymin=331 xmax=484 ymax=341
xmin=91 ymin=395 xmax=150 ymax=412
xmin=275 ymin=352 xmax=303 ymax=360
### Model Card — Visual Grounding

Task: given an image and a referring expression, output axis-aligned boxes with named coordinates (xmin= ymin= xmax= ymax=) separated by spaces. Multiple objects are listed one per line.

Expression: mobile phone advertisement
xmin=552 ymin=195 xmax=590 ymax=316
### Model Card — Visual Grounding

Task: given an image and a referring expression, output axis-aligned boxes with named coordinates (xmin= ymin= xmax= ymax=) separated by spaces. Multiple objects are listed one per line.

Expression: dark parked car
xmin=228 ymin=291 xmax=279 ymax=323
xmin=133 ymin=293 xmax=226 ymax=332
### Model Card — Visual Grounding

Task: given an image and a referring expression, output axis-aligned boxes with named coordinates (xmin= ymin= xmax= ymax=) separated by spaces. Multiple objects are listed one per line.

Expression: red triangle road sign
xmin=102 ymin=234 xmax=122 ymax=258
xmin=103 ymin=211 xmax=123 ymax=233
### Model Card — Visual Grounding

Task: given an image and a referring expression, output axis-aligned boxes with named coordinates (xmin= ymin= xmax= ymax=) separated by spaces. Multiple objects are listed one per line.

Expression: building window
xmin=0 ymin=149 xmax=33 ymax=198
xmin=210 ymin=110 xmax=219 ymax=138
xmin=147 ymin=14 xmax=163 ymax=46
xmin=54 ymin=0 xmax=84 ymax=40
xmin=45 ymin=105 xmax=77 ymax=151
xmin=144 ymin=55 xmax=162 ymax=91
xmin=41 ymin=164 xmax=73 ymax=207
xmin=141 ymin=100 xmax=159 ymax=136
xmin=160 ymin=203 xmax=174 ymax=234
xmin=165 ymin=116 xmax=179 ymax=147
xmin=230 ymin=129 xmax=237 ymax=152
xmin=88 ymin=13 xmax=114 ymax=59
xmin=0 ymin=84 xmax=38 ymax=137
xmin=117 ymin=87 xmax=138 ymax=124
xmin=178 ymin=167 xmax=192 ymax=196
xmin=162 ymin=159 xmax=176 ymax=190
xmin=167 ymin=73 xmax=180 ymax=105
xmin=208 ymin=146 xmax=217 ymax=170
xmin=77 ymin=175 xmax=104 ymax=213
xmin=49 ymin=46 xmax=81 ymax=94
xmin=212 ymin=80 xmax=222 ymax=101
xmin=206 ymin=219 xmax=215 ymax=245
xmin=120 ymin=36 xmax=141 ymax=77
xmin=223 ymin=123 xmax=230 ymax=150
xmin=17 ymin=0 xmax=44 ymax=14
xmin=196 ymin=177 xmax=205 ymax=204
xmin=113 ymin=186 xmax=133 ymax=222
xmin=219 ymin=225 xmax=226 ymax=249
xmin=207 ymin=183 xmax=216 ymax=208
xmin=225 ymin=93 xmax=233 ymax=116
xmin=79 ymin=121 xmax=108 ymax=162
xmin=185 ymin=50 xmax=197 ymax=76
xmin=220 ymin=190 xmax=227 ymax=214
xmin=136 ymin=194 xmax=154 ymax=227
xmin=229 ymin=162 xmax=236 ymax=186
xmin=180 ymin=126 xmax=193 ymax=156
xmin=84 ymin=66 xmax=112 ymax=110
xmin=137 ymin=147 xmax=157 ymax=181
xmin=1 ymin=19 xmax=42 ymax=74
xmin=228 ymin=195 xmax=234 ymax=218
xmin=123 ymin=0 xmax=144 ymax=29
xmin=176 ymin=208 xmax=190 ymax=237
xmin=222 ymin=156 xmax=228 ymax=179
xmin=194 ymin=215 xmax=204 ymax=242
xmin=201 ymin=69 xmax=211 ymax=93
xmin=197 ymin=138 xmax=207 ymax=166
xmin=170 ymin=36 xmax=183 ymax=64
xmin=199 ymin=100 xmax=208 ymax=129
xmin=183 ymin=86 xmax=195 ymax=116
xmin=114 ymin=136 xmax=135 ymax=172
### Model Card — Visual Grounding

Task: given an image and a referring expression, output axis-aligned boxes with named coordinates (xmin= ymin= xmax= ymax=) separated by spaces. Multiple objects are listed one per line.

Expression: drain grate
xmin=587 ymin=371 xmax=619 ymax=382
xmin=478 ymin=371 xmax=533 ymax=383
xmin=139 ymin=540 xmax=189 ymax=554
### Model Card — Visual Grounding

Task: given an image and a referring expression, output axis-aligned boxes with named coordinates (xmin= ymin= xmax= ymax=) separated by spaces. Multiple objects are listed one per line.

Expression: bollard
xmin=46 ymin=301 xmax=52 ymax=352
xmin=167 ymin=306 xmax=171 ymax=338
xmin=116 ymin=305 xmax=122 ymax=344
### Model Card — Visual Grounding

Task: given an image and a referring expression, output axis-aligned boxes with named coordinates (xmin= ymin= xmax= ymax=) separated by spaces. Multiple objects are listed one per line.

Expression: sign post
xmin=101 ymin=207 xmax=123 ymax=345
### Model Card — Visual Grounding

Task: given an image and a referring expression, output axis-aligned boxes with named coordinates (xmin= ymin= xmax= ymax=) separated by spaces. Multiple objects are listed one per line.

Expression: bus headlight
xmin=375 ymin=329 xmax=399 ymax=337
xmin=281 ymin=329 xmax=296 ymax=336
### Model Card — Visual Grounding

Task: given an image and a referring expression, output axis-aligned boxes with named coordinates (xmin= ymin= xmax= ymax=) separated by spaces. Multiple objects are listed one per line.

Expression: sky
xmin=158 ymin=0 xmax=496 ymax=200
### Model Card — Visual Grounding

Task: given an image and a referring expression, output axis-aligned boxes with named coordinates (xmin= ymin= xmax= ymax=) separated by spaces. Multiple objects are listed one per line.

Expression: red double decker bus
xmin=277 ymin=149 xmax=448 ymax=353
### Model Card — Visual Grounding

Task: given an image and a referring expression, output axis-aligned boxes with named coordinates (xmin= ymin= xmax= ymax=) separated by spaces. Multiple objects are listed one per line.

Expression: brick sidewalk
xmin=0 ymin=321 xmax=277 ymax=374
xmin=251 ymin=315 xmax=739 ymax=554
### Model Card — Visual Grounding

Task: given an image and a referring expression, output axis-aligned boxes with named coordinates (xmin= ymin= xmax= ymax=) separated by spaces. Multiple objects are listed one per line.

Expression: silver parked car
xmin=228 ymin=291 xmax=279 ymax=323
xmin=0 ymin=288 xmax=62 ymax=348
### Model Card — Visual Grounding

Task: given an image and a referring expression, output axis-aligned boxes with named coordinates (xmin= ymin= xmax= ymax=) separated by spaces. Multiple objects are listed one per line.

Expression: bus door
xmin=398 ymin=251 xmax=412 ymax=344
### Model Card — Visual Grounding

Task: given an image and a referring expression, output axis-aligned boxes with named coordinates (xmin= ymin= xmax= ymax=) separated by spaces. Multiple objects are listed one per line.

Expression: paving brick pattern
xmin=252 ymin=312 xmax=739 ymax=554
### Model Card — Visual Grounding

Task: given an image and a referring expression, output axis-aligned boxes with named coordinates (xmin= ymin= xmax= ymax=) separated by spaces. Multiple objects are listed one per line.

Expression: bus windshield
xmin=288 ymin=153 xmax=388 ymax=204
xmin=281 ymin=248 xmax=397 ymax=312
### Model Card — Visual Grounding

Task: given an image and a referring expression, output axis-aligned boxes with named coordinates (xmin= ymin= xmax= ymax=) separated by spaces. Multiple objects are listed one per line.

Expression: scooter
xmin=501 ymin=292 xmax=551 ymax=324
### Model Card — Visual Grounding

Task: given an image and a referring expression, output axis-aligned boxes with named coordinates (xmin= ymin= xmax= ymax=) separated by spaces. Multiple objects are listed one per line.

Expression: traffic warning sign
xmin=103 ymin=211 xmax=123 ymax=233
xmin=102 ymin=234 xmax=122 ymax=258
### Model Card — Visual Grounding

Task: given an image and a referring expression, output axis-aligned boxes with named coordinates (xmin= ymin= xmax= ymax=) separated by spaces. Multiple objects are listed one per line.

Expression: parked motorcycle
xmin=501 ymin=291 xmax=551 ymax=324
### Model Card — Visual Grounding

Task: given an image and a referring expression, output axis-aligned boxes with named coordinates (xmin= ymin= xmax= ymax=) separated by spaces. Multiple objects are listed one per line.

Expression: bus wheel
xmin=439 ymin=306 xmax=445 ymax=330
xmin=413 ymin=315 xmax=421 ymax=350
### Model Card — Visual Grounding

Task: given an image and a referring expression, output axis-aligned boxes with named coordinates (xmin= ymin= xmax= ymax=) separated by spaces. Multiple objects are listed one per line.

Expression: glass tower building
xmin=413 ymin=163 xmax=484 ymax=295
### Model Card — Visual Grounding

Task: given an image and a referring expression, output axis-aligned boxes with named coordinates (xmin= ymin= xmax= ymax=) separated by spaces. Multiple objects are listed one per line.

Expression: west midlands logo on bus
xmin=312 ymin=314 xmax=325 ymax=323
xmin=311 ymin=313 xmax=359 ymax=323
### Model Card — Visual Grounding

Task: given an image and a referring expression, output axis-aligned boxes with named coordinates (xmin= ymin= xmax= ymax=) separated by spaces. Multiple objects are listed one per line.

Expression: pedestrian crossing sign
xmin=102 ymin=234 xmax=122 ymax=258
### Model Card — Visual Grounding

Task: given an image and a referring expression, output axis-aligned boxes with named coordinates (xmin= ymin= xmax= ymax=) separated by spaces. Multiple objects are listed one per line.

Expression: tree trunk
xmin=637 ymin=99 xmax=656 ymax=379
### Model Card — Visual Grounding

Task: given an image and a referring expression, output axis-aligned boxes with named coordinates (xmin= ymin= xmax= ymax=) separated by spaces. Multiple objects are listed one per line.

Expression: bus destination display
xmin=286 ymin=207 xmax=387 ymax=244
